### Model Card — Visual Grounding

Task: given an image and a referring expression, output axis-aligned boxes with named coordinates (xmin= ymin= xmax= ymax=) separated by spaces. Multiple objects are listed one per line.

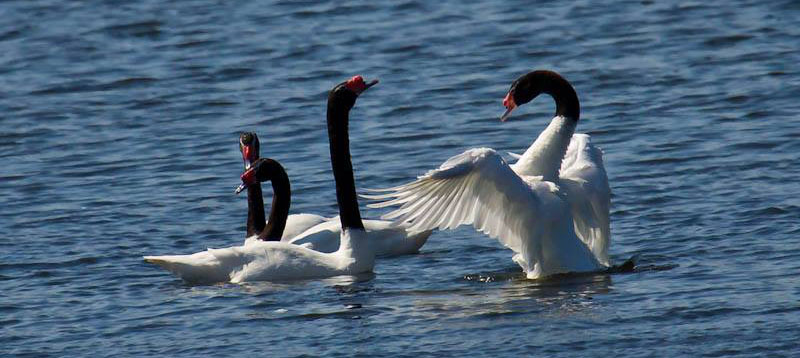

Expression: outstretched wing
xmin=364 ymin=148 xmax=562 ymax=273
xmin=558 ymin=134 xmax=611 ymax=265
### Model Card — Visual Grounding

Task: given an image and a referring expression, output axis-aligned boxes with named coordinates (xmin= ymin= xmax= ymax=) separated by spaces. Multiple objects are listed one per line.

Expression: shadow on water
xmin=463 ymin=254 xmax=677 ymax=284
xmin=390 ymin=257 xmax=680 ymax=319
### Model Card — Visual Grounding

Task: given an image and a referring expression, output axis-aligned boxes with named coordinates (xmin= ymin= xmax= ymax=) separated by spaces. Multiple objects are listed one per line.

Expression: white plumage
xmin=145 ymin=216 xmax=429 ymax=284
xmin=144 ymin=229 xmax=375 ymax=284
xmin=240 ymin=213 xmax=429 ymax=257
xmin=279 ymin=217 xmax=430 ymax=257
xmin=366 ymin=115 xmax=611 ymax=279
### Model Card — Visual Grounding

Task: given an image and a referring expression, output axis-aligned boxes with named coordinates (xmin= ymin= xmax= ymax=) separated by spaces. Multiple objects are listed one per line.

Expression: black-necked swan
xmin=144 ymin=157 xmax=366 ymax=283
xmin=366 ymin=70 xmax=612 ymax=279
xmin=237 ymin=107 xmax=430 ymax=256
xmin=237 ymin=131 xmax=329 ymax=243
xmin=144 ymin=76 xmax=428 ymax=283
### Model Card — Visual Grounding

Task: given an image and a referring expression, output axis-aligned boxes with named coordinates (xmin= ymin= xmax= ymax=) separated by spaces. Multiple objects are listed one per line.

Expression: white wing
xmin=364 ymin=148 xmax=563 ymax=274
xmin=244 ymin=213 xmax=329 ymax=246
xmin=282 ymin=217 xmax=430 ymax=256
xmin=558 ymin=134 xmax=611 ymax=265
xmin=281 ymin=213 xmax=329 ymax=240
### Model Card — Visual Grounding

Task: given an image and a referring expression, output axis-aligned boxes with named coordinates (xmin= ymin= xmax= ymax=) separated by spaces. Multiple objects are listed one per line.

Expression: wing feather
xmin=558 ymin=134 xmax=611 ymax=265
xmin=383 ymin=180 xmax=450 ymax=220
xmin=365 ymin=148 xmax=546 ymax=272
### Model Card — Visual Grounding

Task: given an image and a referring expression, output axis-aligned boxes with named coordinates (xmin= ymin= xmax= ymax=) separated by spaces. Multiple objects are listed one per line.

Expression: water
xmin=2 ymin=0 xmax=799 ymax=356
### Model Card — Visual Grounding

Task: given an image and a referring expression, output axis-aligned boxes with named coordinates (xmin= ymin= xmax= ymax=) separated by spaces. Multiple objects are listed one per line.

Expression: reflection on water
xmin=398 ymin=271 xmax=614 ymax=321
xmin=167 ymin=253 xmax=679 ymax=324
xmin=233 ymin=272 xmax=377 ymax=292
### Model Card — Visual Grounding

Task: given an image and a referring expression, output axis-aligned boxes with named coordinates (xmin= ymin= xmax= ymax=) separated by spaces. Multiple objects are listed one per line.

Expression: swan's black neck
xmin=240 ymin=132 xmax=265 ymax=237
xmin=327 ymin=89 xmax=365 ymax=230
xmin=256 ymin=159 xmax=291 ymax=241
xmin=245 ymin=183 xmax=266 ymax=237
xmin=518 ymin=70 xmax=580 ymax=121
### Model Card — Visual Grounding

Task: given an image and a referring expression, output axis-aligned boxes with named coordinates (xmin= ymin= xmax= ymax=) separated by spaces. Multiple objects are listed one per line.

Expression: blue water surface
xmin=1 ymin=0 xmax=799 ymax=356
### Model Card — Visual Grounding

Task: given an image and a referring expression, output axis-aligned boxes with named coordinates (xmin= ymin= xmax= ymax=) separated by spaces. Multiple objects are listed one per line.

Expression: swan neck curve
xmin=327 ymin=90 xmax=365 ymax=230
xmin=517 ymin=71 xmax=580 ymax=122
xmin=258 ymin=160 xmax=291 ymax=241
xmin=548 ymin=83 xmax=579 ymax=122
xmin=510 ymin=71 xmax=581 ymax=180
xmin=539 ymin=71 xmax=580 ymax=121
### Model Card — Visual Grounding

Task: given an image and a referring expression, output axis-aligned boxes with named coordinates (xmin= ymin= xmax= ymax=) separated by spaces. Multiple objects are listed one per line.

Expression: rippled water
xmin=2 ymin=0 xmax=799 ymax=356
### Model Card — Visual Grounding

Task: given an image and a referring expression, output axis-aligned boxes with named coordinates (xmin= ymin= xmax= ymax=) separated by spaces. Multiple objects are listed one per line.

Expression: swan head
xmin=501 ymin=70 xmax=579 ymax=122
xmin=329 ymin=75 xmax=379 ymax=109
xmin=239 ymin=132 xmax=260 ymax=170
xmin=235 ymin=158 xmax=281 ymax=194
xmin=501 ymin=72 xmax=545 ymax=121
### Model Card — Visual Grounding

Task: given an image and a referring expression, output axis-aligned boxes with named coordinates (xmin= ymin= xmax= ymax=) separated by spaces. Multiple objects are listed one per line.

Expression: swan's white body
xmin=144 ymin=229 xmax=375 ymax=284
xmin=368 ymin=116 xmax=611 ymax=279
xmin=242 ymin=214 xmax=431 ymax=257
xmin=147 ymin=213 xmax=429 ymax=284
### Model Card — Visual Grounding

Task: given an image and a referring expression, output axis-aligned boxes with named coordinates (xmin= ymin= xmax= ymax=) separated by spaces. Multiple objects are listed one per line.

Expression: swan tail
xmin=143 ymin=251 xmax=231 ymax=283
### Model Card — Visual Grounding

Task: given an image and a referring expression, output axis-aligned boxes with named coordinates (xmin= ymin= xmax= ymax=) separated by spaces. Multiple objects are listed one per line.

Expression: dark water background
xmin=2 ymin=0 xmax=799 ymax=356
